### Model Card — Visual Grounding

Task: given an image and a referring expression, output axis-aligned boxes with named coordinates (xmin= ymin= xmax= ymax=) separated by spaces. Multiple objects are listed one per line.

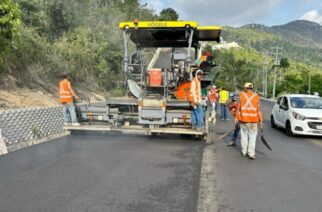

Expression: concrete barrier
xmin=0 ymin=129 xmax=8 ymax=155
xmin=0 ymin=101 xmax=105 ymax=154
xmin=0 ymin=106 xmax=64 ymax=153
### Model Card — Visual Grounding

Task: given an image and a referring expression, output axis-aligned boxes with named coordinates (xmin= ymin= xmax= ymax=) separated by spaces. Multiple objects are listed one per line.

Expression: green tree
xmin=0 ymin=0 xmax=21 ymax=53
xmin=16 ymin=0 xmax=51 ymax=35
xmin=47 ymin=0 xmax=76 ymax=39
xmin=311 ymin=73 xmax=322 ymax=95
xmin=280 ymin=58 xmax=290 ymax=69
xmin=159 ymin=8 xmax=178 ymax=21
xmin=209 ymin=47 xmax=264 ymax=91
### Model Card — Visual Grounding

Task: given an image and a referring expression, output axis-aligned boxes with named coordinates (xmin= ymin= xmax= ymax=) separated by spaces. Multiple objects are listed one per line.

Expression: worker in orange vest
xmin=207 ymin=84 xmax=217 ymax=111
xmin=207 ymin=84 xmax=217 ymax=124
xmin=190 ymin=69 xmax=204 ymax=130
xmin=236 ymin=82 xmax=263 ymax=159
xmin=59 ymin=72 xmax=81 ymax=126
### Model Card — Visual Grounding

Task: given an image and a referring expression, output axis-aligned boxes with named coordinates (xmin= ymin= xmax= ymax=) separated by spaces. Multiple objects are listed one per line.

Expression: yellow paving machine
xmin=67 ymin=20 xmax=221 ymax=140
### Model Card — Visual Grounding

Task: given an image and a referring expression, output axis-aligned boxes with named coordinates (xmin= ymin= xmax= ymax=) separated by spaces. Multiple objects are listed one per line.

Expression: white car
xmin=271 ymin=94 xmax=322 ymax=136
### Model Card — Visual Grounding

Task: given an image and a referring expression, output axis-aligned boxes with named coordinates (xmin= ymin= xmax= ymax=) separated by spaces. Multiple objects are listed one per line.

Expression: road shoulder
xmin=197 ymin=144 xmax=218 ymax=212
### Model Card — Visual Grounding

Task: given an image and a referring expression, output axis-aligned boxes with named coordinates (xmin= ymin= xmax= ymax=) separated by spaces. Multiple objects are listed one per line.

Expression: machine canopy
xmin=119 ymin=21 xmax=222 ymax=48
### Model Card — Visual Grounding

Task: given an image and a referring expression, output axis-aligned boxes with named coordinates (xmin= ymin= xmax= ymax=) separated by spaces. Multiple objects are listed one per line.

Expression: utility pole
xmin=256 ymin=69 xmax=260 ymax=93
xmin=304 ymin=50 xmax=313 ymax=95
xmin=262 ymin=51 xmax=269 ymax=98
xmin=271 ymin=47 xmax=282 ymax=99
xmin=308 ymin=72 xmax=311 ymax=94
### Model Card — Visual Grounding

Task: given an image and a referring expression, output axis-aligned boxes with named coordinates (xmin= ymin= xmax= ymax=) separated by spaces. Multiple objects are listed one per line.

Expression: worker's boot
xmin=72 ymin=122 xmax=81 ymax=127
xmin=227 ymin=140 xmax=236 ymax=146
xmin=196 ymin=128 xmax=203 ymax=132
xmin=248 ymin=155 xmax=256 ymax=160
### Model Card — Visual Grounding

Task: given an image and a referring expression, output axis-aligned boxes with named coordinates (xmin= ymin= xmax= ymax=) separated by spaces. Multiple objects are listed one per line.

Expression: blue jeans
xmin=62 ymin=102 xmax=77 ymax=123
xmin=232 ymin=122 xmax=240 ymax=142
xmin=220 ymin=104 xmax=228 ymax=119
xmin=191 ymin=103 xmax=203 ymax=128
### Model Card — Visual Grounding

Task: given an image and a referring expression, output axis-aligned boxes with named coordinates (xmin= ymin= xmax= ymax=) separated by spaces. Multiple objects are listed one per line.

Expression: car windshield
xmin=290 ymin=97 xmax=322 ymax=109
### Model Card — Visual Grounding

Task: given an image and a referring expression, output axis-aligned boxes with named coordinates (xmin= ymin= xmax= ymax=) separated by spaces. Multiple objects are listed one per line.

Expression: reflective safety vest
xmin=236 ymin=91 xmax=263 ymax=123
xmin=219 ymin=90 xmax=229 ymax=104
xmin=208 ymin=89 xmax=217 ymax=103
xmin=59 ymin=79 xmax=73 ymax=103
xmin=189 ymin=77 xmax=202 ymax=104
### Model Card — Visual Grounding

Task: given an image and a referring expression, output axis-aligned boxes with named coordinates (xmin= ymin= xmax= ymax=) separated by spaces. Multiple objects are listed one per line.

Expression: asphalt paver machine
xmin=69 ymin=21 xmax=221 ymax=140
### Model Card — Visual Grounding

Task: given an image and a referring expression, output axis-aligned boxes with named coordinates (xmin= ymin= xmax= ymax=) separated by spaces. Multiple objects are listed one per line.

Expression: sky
xmin=140 ymin=0 xmax=322 ymax=26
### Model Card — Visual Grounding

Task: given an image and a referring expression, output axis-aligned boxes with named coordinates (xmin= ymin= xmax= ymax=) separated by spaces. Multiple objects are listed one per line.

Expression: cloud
xmin=300 ymin=9 xmax=322 ymax=25
xmin=142 ymin=0 xmax=282 ymax=26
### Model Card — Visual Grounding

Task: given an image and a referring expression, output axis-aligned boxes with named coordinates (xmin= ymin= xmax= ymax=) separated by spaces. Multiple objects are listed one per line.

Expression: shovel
xmin=260 ymin=128 xmax=272 ymax=151
xmin=208 ymin=128 xmax=235 ymax=145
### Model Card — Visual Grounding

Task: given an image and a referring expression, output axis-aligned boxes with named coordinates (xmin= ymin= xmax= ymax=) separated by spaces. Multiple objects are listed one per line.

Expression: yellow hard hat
xmin=244 ymin=82 xmax=253 ymax=89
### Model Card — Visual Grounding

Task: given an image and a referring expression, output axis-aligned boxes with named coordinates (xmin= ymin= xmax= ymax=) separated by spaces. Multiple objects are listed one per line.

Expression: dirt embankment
xmin=0 ymin=88 xmax=106 ymax=111
xmin=0 ymin=89 xmax=57 ymax=109
xmin=0 ymin=74 xmax=106 ymax=111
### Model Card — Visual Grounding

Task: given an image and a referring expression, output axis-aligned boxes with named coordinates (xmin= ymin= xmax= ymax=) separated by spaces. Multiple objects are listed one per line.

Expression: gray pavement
xmin=0 ymin=134 xmax=204 ymax=212
xmin=1 ymin=100 xmax=322 ymax=212
xmin=212 ymin=100 xmax=322 ymax=212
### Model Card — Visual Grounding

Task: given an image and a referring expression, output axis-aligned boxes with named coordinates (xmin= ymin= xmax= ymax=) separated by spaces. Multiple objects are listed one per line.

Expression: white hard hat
xmin=196 ymin=69 xmax=204 ymax=75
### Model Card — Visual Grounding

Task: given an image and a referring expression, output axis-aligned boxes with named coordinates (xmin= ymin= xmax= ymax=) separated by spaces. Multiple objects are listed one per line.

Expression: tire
xmin=271 ymin=115 xmax=277 ymax=128
xmin=285 ymin=121 xmax=294 ymax=136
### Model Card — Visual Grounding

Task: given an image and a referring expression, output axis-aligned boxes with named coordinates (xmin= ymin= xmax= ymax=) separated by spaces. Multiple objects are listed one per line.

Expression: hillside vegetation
xmin=1 ymin=0 xmax=321 ymax=105
xmin=213 ymin=21 xmax=322 ymax=97
xmin=1 ymin=0 xmax=159 ymax=93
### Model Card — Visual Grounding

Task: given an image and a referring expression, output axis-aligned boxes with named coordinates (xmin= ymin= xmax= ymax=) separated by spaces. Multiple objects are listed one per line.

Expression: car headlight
xmin=292 ymin=112 xmax=306 ymax=121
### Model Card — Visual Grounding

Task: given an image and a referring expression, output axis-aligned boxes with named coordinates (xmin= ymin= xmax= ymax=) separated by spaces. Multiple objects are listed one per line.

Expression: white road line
xmin=197 ymin=145 xmax=218 ymax=212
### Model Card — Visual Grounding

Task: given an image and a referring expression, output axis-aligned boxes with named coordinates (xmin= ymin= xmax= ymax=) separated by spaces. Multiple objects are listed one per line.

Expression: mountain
xmin=241 ymin=20 xmax=322 ymax=48
xmin=222 ymin=20 xmax=322 ymax=66
xmin=270 ymin=20 xmax=322 ymax=48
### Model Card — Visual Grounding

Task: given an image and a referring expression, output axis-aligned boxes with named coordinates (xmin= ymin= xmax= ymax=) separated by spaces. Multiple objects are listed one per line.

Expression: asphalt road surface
xmin=0 ymin=134 xmax=204 ymax=212
xmin=212 ymin=100 xmax=322 ymax=212
xmin=1 ymin=100 xmax=322 ymax=212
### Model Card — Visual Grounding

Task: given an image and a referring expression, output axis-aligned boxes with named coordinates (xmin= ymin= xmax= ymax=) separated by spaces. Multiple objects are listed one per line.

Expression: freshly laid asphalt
xmin=1 ymin=100 xmax=322 ymax=212
xmin=0 ymin=133 xmax=204 ymax=212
